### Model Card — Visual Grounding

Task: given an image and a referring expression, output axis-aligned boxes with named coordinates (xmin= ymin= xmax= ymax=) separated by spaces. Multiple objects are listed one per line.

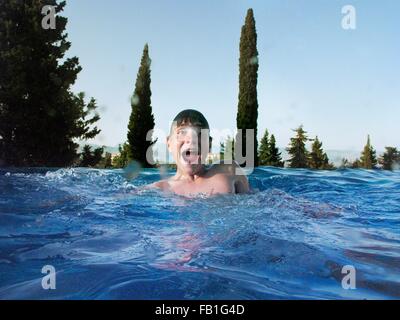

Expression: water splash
xmin=0 ymin=167 xmax=399 ymax=299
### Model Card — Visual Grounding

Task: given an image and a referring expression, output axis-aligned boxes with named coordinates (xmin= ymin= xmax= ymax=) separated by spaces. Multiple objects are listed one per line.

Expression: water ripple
xmin=0 ymin=167 xmax=399 ymax=299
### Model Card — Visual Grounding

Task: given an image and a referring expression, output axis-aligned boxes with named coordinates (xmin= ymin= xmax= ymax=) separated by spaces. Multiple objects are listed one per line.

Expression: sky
xmin=63 ymin=0 xmax=400 ymax=154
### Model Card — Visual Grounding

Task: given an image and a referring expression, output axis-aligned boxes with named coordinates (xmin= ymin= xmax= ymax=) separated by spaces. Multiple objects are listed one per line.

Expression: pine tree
xmin=0 ymin=0 xmax=100 ymax=167
xmin=360 ymin=135 xmax=377 ymax=169
xmin=258 ymin=129 xmax=269 ymax=165
xmin=79 ymin=145 xmax=104 ymax=167
xmin=286 ymin=125 xmax=309 ymax=168
xmin=379 ymin=147 xmax=399 ymax=170
xmin=268 ymin=134 xmax=283 ymax=167
xmin=309 ymin=136 xmax=332 ymax=169
xmin=258 ymin=131 xmax=283 ymax=167
xmin=80 ymin=145 xmax=93 ymax=167
xmin=235 ymin=8 xmax=259 ymax=167
xmin=127 ymin=44 xmax=156 ymax=168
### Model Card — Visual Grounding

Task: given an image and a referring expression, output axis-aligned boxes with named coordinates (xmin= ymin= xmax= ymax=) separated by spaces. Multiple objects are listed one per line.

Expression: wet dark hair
xmin=171 ymin=109 xmax=210 ymax=131
xmin=169 ymin=109 xmax=212 ymax=150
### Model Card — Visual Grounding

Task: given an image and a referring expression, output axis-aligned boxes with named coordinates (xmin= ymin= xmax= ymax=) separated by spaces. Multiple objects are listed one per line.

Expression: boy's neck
xmin=175 ymin=166 xmax=206 ymax=182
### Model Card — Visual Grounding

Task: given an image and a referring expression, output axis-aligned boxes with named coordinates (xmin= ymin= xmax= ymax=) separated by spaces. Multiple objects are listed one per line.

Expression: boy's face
xmin=167 ymin=124 xmax=210 ymax=176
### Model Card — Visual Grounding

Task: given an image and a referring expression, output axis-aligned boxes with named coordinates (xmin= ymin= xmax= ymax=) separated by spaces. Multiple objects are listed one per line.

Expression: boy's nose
xmin=184 ymin=135 xmax=194 ymax=146
xmin=184 ymin=129 xmax=198 ymax=144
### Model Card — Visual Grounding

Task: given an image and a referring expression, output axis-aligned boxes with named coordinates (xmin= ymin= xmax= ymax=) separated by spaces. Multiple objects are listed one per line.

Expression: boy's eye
xmin=177 ymin=128 xmax=198 ymax=135
xmin=176 ymin=129 xmax=187 ymax=137
xmin=175 ymin=127 xmax=203 ymax=140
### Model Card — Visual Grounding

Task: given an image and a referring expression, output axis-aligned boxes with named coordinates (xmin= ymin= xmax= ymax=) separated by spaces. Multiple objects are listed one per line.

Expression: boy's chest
xmin=169 ymin=176 xmax=233 ymax=196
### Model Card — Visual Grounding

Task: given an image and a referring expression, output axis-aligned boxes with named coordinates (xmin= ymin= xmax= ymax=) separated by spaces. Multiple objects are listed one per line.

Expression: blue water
xmin=0 ymin=167 xmax=399 ymax=299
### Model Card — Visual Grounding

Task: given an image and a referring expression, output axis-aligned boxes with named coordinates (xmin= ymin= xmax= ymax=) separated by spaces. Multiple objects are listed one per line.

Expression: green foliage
xmin=226 ymin=136 xmax=234 ymax=162
xmin=339 ymin=158 xmax=350 ymax=169
xmin=258 ymin=129 xmax=269 ymax=165
xmin=379 ymin=147 xmax=399 ymax=170
xmin=360 ymin=135 xmax=377 ymax=169
xmin=0 ymin=0 xmax=100 ymax=167
xmin=127 ymin=44 xmax=156 ymax=168
xmin=308 ymin=136 xmax=333 ymax=169
xmin=79 ymin=145 xmax=103 ymax=167
xmin=219 ymin=141 xmax=225 ymax=161
xmin=220 ymin=136 xmax=234 ymax=163
xmin=352 ymin=158 xmax=361 ymax=168
xmin=286 ymin=125 xmax=309 ymax=168
xmin=268 ymin=134 xmax=284 ymax=167
xmin=112 ymin=142 xmax=130 ymax=168
xmin=259 ymin=130 xmax=283 ymax=167
xmin=235 ymin=8 xmax=259 ymax=167
xmin=97 ymin=152 xmax=112 ymax=169
xmin=104 ymin=152 xmax=112 ymax=168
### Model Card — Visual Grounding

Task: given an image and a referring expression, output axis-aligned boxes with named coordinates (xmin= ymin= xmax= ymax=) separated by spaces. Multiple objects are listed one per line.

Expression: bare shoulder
xmin=208 ymin=161 xmax=250 ymax=193
xmin=208 ymin=161 xmax=246 ymax=176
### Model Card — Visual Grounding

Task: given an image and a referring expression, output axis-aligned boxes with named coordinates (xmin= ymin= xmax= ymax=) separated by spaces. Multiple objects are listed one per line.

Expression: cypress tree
xmin=360 ymin=135 xmax=377 ymax=169
xmin=309 ymin=136 xmax=332 ymax=169
xmin=127 ymin=44 xmax=156 ymax=167
xmin=286 ymin=125 xmax=309 ymax=168
xmin=0 ymin=0 xmax=100 ymax=167
xmin=235 ymin=8 xmax=259 ymax=167
xmin=379 ymin=147 xmax=399 ymax=170
xmin=267 ymin=134 xmax=283 ymax=167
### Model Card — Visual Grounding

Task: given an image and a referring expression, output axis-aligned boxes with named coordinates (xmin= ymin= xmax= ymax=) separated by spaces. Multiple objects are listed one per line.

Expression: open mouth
xmin=181 ymin=148 xmax=200 ymax=165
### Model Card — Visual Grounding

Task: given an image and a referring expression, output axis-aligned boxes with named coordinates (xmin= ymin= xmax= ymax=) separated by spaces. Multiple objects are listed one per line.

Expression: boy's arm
xmin=233 ymin=172 xmax=250 ymax=193
xmin=144 ymin=180 xmax=168 ymax=190
xmin=214 ymin=160 xmax=250 ymax=194
xmin=230 ymin=161 xmax=250 ymax=193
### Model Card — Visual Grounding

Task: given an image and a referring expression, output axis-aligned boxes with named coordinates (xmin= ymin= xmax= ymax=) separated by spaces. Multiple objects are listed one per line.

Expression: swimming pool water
xmin=0 ymin=167 xmax=399 ymax=299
